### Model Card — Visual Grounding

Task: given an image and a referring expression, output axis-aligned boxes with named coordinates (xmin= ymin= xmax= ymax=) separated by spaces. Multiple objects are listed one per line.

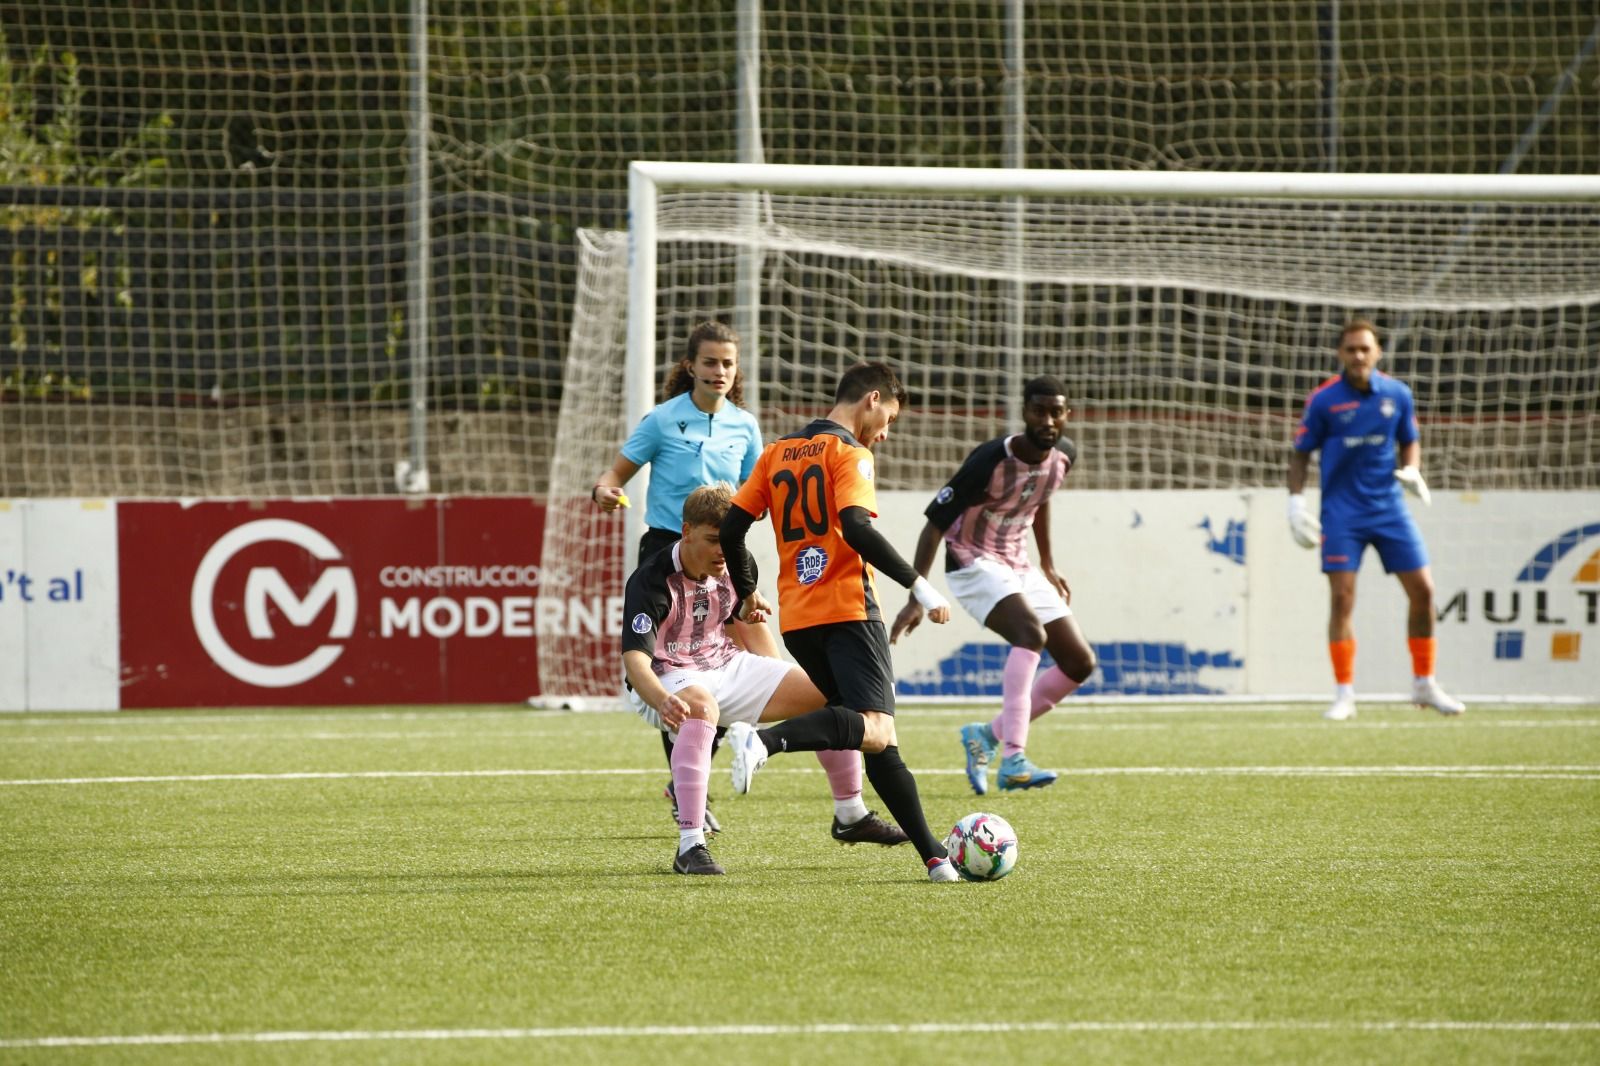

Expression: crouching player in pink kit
xmin=892 ymin=375 xmax=1096 ymax=794
xmin=622 ymin=483 xmax=908 ymax=875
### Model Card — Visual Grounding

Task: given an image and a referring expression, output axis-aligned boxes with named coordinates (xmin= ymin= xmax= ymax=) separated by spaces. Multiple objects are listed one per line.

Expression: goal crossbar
xmin=625 ymin=162 xmax=1600 ymax=555
xmin=631 ymin=162 xmax=1600 ymax=202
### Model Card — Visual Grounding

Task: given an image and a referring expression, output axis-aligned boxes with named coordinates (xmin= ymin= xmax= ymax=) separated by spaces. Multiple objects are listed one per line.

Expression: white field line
xmin=2 ymin=720 xmax=1596 ymax=745
xmin=2 ymin=702 xmax=1594 ymax=729
xmin=0 ymin=730 xmax=576 ymax=744
xmin=0 ymin=710 xmax=570 ymax=727
xmin=3 ymin=1019 xmax=1598 ymax=1049
xmin=3 ymin=765 xmax=1599 ymax=788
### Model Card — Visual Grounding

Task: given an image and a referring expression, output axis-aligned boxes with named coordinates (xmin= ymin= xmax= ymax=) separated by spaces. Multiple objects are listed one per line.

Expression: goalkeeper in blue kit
xmin=1286 ymin=319 xmax=1465 ymax=721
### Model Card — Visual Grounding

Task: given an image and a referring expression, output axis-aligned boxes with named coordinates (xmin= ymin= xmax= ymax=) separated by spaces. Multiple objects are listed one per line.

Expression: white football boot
xmin=1323 ymin=686 xmax=1357 ymax=721
xmin=727 ymin=721 xmax=768 ymax=794
xmin=1413 ymin=677 xmax=1466 ymax=716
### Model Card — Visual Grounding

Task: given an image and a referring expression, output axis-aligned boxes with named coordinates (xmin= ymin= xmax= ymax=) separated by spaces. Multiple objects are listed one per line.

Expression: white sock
xmin=834 ymin=796 xmax=869 ymax=824
xmin=1334 ymin=683 xmax=1355 ymax=700
xmin=678 ymin=827 xmax=705 ymax=854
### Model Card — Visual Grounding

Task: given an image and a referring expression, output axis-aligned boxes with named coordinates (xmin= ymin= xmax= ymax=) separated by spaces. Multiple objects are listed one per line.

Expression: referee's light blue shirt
xmin=621 ymin=392 xmax=762 ymax=532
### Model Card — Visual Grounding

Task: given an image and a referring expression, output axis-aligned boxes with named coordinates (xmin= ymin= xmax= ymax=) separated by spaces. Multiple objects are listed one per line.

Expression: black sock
xmin=864 ymin=745 xmax=946 ymax=863
xmin=755 ymin=705 xmax=866 ymax=754
xmin=659 ymin=728 xmax=675 ymax=769
xmin=711 ymin=725 xmax=727 ymax=756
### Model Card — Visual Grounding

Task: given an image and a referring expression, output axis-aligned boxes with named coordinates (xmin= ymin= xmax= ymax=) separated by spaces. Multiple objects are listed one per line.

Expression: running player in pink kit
xmin=891 ymin=376 xmax=1096 ymax=794
xmin=622 ymin=483 xmax=907 ymax=875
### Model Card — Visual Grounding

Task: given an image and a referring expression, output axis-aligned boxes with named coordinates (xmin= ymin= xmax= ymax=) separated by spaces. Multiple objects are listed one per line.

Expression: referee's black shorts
xmin=782 ymin=619 xmax=897 ymax=716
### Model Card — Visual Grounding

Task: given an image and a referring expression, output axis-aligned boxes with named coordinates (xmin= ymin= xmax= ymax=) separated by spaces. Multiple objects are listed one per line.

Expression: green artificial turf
xmin=1 ymin=703 xmax=1597 ymax=1064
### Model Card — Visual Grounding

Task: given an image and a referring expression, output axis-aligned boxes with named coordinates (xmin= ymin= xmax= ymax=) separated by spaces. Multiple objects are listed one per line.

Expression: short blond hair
xmin=682 ymin=482 xmax=735 ymax=529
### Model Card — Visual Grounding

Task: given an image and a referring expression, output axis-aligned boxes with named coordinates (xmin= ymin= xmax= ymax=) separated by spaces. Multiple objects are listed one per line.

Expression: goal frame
xmin=625 ymin=161 xmax=1600 ymax=568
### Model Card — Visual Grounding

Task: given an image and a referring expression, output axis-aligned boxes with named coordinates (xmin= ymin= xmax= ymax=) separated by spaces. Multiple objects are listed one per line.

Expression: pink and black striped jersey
xmin=925 ymin=435 xmax=1073 ymax=571
xmin=621 ymin=542 xmax=742 ymax=675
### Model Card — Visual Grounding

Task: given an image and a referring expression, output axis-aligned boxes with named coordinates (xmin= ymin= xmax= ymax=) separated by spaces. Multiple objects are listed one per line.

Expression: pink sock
xmin=670 ymin=719 xmax=715 ymax=831
xmin=989 ymin=646 xmax=1041 ymax=757
xmin=1030 ymin=664 xmax=1080 ymax=720
xmin=814 ymin=748 xmax=863 ymax=802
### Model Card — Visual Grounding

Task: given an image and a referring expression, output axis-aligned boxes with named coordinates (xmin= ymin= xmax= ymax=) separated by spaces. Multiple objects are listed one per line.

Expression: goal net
xmin=538 ymin=165 xmax=1600 ymax=701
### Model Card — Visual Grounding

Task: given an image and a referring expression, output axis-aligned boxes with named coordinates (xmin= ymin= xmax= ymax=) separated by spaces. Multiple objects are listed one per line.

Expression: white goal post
xmin=535 ymin=163 xmax=1600 ymax=703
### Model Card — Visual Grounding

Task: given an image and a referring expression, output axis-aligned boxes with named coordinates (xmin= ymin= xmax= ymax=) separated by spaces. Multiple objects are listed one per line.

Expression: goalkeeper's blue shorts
xmin=1320 ymin=508 xmax=1428 ymax=575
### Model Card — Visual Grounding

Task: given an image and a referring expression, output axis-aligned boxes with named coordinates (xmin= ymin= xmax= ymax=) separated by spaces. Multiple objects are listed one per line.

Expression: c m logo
xmin=190 ymin=519 xmax=357 ymax=688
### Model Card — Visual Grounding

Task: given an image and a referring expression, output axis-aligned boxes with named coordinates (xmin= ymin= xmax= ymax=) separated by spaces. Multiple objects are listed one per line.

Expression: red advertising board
xmin=118 ymin=497 xmax=570 ymax=707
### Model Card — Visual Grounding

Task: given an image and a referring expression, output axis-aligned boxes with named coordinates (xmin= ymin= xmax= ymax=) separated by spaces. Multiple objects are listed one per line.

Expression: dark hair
xmin=835 ymin=362 xmax=908 ymax=407
xmin=1023 ymin=375 xmax=1069 ymax=406
xmin=1339 ymin=318 xmax=1382 ymax=348
xmin=663 ymin=321 xmax=745 ymax=406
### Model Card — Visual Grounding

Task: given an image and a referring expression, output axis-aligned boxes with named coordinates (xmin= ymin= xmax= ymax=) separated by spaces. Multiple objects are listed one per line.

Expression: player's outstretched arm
xmin=1393 ymin=441 xmax=1431 ymax=505
xmin=840 ymin=507 xmax=950 ymax=624
xmin=624 ymin=649 xmax=687 ymax=730
xmin=719 ymin=502 xmax=761 ymax=599
xmin=1286 ymin=449 xmax=1321 ymax=550
xmin=591 ymin=454 xmax=641 ymax=512
xmin=1031 ymin=499 xmax=1072 ymax=604
xmin=890 ymin=520 xmax=945 ymax=643
xmin=729 ymin=601 xmax=778 ymax=657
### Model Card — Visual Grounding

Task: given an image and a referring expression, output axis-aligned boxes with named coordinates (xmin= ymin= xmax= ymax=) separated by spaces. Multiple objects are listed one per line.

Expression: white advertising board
xmin=2 ymin=490 xmax=1592 ymax=709
xmin=754 ymin=489 xmax=1598 ymax=702
xmin=0 ymin=499 xmax=121 ymax=711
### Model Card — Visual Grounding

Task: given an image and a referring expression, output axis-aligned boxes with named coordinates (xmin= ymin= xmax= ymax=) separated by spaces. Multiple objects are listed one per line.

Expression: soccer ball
xmin=943 ymin=811 xmax=1018 ymax=881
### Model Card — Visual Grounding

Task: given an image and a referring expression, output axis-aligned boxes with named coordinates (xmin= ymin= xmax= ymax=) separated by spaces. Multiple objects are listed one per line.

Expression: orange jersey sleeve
xmin=747 ymin=422 xmax=885 ymax=632
xmin=731 ymin=444 xmax=773 ymax=519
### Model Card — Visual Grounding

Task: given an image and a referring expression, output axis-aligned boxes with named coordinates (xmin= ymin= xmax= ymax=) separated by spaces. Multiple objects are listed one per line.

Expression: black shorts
xmin=782 ymin=620 xmax=897 ymax=716
xmin=638 ymin=527 xmax=680 ymax=562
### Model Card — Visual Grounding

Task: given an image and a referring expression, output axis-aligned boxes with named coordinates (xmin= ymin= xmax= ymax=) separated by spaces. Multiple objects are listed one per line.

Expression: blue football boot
xmin=959 ymin=722 xmax=998 ymax=795
xmin=996 ymin=752 xmax=1058 ymax=792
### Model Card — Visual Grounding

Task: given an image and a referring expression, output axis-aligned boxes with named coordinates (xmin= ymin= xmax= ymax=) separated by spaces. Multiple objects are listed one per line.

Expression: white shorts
xmin=945 ymin=556 xmax=1072 ymax=628
xmin=627 ymin=650 xmax=795 ymax=734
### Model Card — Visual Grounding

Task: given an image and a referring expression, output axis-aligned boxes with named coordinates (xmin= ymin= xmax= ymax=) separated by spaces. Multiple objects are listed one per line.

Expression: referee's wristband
xmin=591 ymin=485 xmax=604 ymax=503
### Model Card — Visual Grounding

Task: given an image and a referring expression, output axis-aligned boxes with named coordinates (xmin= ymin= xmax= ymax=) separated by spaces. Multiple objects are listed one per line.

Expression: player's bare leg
xmin=1323 ymin=571 xmax=1359 ymax=720
xmin=1397 ymin=567 xmax=1465 ymax=715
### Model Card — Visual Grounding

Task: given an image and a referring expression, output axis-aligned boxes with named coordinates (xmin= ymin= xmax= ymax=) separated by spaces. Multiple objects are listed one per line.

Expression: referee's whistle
xmin=616 ymin=493 xmax=630 ymax=508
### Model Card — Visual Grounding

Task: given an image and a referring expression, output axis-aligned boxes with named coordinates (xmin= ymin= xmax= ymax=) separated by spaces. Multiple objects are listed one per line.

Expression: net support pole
xmin=398 ymin=0 xmax=432 ymax=493
xmin=1319 ymin=0 xmax=1341 ymax=173
xmin=735 ymin=0 xmax=765 ymax=422
xmin=624 ymin=166 xmax=659 ymax=574
xmin=1004 ymin=0 xmax=1026 ymax=424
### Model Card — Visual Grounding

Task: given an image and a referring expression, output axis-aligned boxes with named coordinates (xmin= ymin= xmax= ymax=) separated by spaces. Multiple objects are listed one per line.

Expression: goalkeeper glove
xmin=1287 ymin=494 xmax=1321 ymax=550
xmin=1394 ymin=466 xmax=1432 ymax=506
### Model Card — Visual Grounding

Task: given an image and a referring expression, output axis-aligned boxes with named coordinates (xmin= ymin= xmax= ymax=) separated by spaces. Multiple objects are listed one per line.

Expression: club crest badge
xmin=795 ymin=545 xmax=828 ymax=585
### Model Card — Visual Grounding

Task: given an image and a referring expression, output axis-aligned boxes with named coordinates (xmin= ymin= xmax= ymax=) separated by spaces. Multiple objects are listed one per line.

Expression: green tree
xmin=0 ymin=33 xmax=171 ymax=400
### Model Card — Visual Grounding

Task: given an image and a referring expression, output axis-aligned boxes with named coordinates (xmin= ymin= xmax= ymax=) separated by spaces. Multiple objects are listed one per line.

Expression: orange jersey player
xmin=719 ymin=362 xmax=961 ymax=882
xmin=732 ymin=420 xmax=887 ymax=632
